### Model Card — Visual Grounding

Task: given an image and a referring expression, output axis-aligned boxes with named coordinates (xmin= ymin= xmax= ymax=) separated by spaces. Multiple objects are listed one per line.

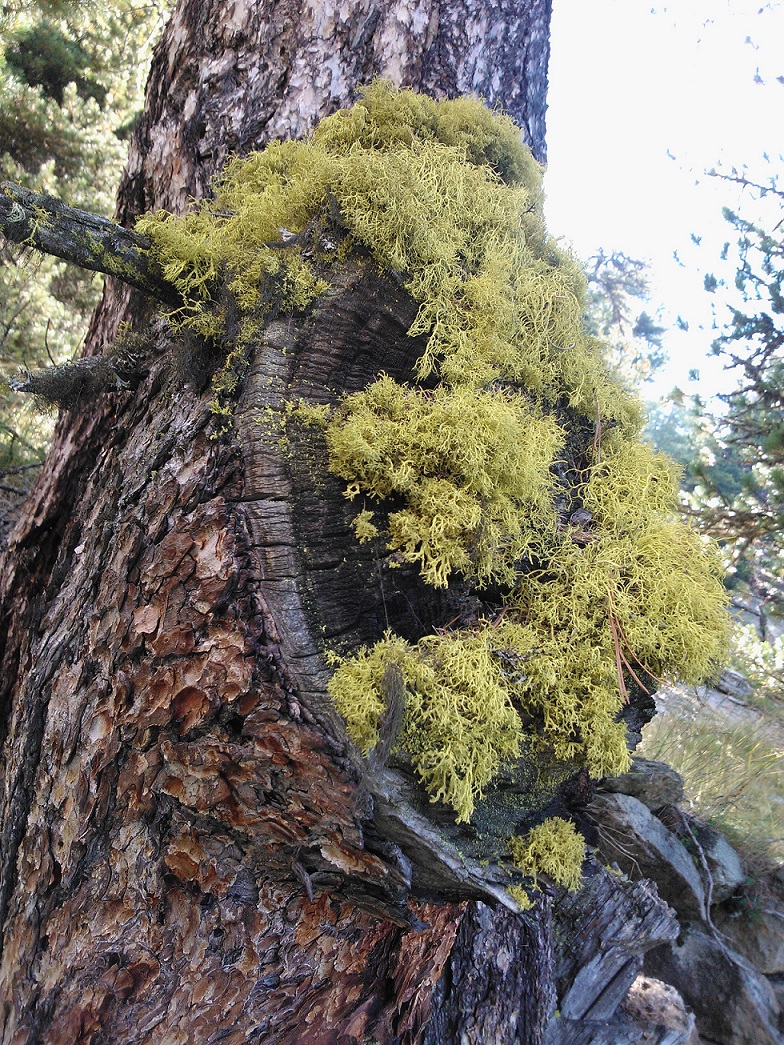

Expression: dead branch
xmin=0 ymin=182 xmax=179 ymax=305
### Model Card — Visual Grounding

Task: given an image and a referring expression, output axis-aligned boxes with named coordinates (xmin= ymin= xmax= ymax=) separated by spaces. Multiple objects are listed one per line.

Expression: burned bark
xmin=0 ymin=2 xmax=680 ymax=1043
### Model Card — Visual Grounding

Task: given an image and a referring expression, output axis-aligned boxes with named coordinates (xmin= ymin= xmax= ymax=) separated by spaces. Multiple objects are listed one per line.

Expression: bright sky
xmin=544 ymin=0 xmax=784 ymax=399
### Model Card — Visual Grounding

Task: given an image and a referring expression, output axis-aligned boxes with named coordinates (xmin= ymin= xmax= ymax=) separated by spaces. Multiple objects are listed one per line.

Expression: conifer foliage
xmin=697 ymin=174 xmax=784 ymax=568
xmin=0 ymin=0 xmax=166 ymax=530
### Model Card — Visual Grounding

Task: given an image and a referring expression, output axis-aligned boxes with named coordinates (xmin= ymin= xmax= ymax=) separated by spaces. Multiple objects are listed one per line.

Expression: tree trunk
xmin=0 ymin=3 xmax=680 ymax=1043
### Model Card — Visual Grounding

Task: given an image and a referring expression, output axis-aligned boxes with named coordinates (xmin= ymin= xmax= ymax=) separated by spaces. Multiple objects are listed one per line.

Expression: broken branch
xmin=0 ymin=182 xmax=179 ymax=305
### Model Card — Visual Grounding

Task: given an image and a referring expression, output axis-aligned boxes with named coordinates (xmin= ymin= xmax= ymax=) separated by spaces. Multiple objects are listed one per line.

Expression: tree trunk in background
xmin=0 ymin=3 xmax=678 ymax=1043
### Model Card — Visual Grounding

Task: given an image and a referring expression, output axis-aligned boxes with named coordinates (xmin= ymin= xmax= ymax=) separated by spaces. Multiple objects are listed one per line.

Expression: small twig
xmin=436 ymin=612 xmax=463 ymax=634
xmin=592 ymin=818 xmax=643 ymax=879
xmin=43 ymin=318 xmax=56 ymax=367
xmin=375 ymin=542 xmax=390 ymax=631
xmin=608 ymin=610 xmax=629 ymax=705
xmin=591 ymin=396 xmax=602 ymax=465
xmin=10 ymin=337 xmax=147 ymax=406
xmin=674 ymin=808 xmax=737 ymax=964
xmin=606 ymin=582 xmax=666 ymax=700
xmin=0 ymin=463 xmax=41 ymax=474
xmin=611 ymin=609 xmax=665 ymax=689
xmin=616 ymin=641 xmax=651 ymax=695
xmin=546 ymin=336 xmax=576 ymax=352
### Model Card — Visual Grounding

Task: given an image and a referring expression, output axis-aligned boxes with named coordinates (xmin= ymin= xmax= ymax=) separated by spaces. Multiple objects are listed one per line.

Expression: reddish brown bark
xmin=0 ymin=3 xmax=680 ymax=1043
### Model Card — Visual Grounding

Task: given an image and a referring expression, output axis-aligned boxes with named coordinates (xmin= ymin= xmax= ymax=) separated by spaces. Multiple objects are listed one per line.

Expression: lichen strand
xmin=135 ymin=83 xmax=729 ymax=830
xmin=509 ymin=817 xmax=586 ymax=894
xmin=325 ymin=377 xmax=562 ymax=587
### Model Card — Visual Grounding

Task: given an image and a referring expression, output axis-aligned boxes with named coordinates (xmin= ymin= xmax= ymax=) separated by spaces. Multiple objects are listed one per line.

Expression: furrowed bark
xmin=0 ymin=3 xmax=683 ymax=1043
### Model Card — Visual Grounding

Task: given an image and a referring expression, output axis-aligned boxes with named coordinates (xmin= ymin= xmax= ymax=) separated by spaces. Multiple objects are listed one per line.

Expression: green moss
xmin=509 ymin=817 xmax=586 ymax=892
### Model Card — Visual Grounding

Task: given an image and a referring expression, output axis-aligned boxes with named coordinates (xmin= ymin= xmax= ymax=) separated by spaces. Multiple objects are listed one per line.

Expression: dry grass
xmin=640 ymin=688 xmax=784 ymax=866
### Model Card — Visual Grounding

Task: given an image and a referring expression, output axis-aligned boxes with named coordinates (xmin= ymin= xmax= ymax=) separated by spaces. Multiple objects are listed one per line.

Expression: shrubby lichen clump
xmin=137 ymin=84 xmax=728 ymax=871
xmin=325 ymin=377 xmax=562 ymax=587
xmin=509 ymin=818 xmax=586 ymax=897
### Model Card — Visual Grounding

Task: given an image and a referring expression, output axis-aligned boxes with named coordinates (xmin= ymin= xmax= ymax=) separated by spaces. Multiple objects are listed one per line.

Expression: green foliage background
xmin=0 ymin=0 xmax=166 ymax=521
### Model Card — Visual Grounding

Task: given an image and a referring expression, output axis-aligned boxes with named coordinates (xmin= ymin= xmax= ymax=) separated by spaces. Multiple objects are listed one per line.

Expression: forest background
xmin=0 ymin=0 xmax=781 ymax=869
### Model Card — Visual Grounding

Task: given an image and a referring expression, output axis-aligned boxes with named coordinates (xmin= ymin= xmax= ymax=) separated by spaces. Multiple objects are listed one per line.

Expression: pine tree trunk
xmin=0 ymin=3 xmax=680 ymax=1043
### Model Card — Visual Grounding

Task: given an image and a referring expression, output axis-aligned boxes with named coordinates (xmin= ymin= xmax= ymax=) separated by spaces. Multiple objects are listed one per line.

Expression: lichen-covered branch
xmin=0 ymin=182 xmax=179 ymax=304
xmin=9 ymin=344 xmax=146 ymax=405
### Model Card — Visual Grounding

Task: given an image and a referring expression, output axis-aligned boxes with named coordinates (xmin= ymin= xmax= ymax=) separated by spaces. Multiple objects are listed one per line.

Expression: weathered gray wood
xmin=548 ymin=1019 xmax=692 ymax=1045
xmin=0 ymin=181 xmax=178 ymax=303
xmin=548 ymin=859 xmax=680 ymax=1026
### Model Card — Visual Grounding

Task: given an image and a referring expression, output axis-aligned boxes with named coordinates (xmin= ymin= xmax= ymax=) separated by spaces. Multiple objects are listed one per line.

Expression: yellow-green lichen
xmin=208 ymin=342 xmax=253 ymax=432
xmin=285 ymin=400 xmax=331 ymax=429
xmin=328 ymin=627 xmax=533 ymax=822
xmin=133 ymin=83 xmax=729 ymax=834
xmin=325 ymin=376 xmax=562 ymax=587
xmin=352 ymin=508 xmax=380 ymax=542
xmin=508 ymin=438 xmax=728 ymax=773
xmin=509 ymin=817 xmax=586 ymax=892
xmin=507 ymin=884 xmax=535 ymax=910
xmin=328 ymin=399 xmax=728 ymax=814
xmin=135 ymin=81 xmax=638 ymax=425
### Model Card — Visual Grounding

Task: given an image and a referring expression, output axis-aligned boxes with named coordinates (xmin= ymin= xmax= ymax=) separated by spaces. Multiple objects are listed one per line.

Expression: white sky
xmin=544 ymin=0 xmax=784 ymax=399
